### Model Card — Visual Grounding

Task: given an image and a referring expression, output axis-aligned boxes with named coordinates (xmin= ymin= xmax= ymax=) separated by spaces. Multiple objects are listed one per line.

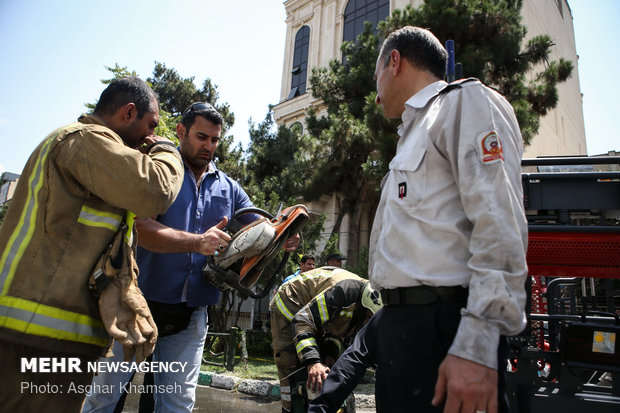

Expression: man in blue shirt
xmin=83 ymin=102 xmax=298 ymax=412
xmin=282 ymin=254 xmax=316 ymax=284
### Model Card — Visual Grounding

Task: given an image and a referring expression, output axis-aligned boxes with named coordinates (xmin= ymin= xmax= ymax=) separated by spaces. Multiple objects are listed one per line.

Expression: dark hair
xmin=379 ymin=26 xmax=448 ymax=80
xmin=181 ymin=102 xmax=224 ymax=131
xmin=326 ymin=253 xmax=346 ymax=262
xmin=301 ymin=254 xmax=316 ymax=263
xmin=94 ymin=77 xmax=158 ymax=119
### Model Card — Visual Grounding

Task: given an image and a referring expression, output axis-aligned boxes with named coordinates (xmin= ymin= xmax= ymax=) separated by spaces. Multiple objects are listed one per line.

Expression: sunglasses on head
xmin=182 ymin=102 xmax=214 ymax=117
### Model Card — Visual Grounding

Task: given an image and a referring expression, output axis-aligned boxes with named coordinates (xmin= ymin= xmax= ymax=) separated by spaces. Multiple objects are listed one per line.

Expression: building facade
xmin=520 ymin=0 xmax=586 ymax=156
xmin=0 ymin=172 xmax=20 ymax=206
xmin=271 ymin=0 xmax=587 ymax=263
xmin=274 ymin=0 xmax=585 ymax=153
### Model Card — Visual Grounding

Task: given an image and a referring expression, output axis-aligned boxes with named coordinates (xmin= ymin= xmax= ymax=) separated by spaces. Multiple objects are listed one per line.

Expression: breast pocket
xmin=207 ymin=195 xmax=232 ymax=221
xmin=388 ymin=144 xmax=427 ymax=208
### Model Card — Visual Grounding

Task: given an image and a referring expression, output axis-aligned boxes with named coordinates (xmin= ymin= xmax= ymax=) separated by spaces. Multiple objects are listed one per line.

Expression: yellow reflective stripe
xmin=76 ymin=218 xmax=117 ymax=231
xmin=77 ymin=205 xmax=123 ymax=232
xmin=296 ymin=337 xmax=317 ymax=354
xmin=125 ymin=211 xmax=136 ymax=244
xmin=316 ymin=293 xmax=329 ymax=323
xmin=299 ymin=272 xmax=322 ymax=282
xmin=275 ymin=293 xmax=295 ymax=321
xmin=0 ymin=133 xmax=56 ymax=294
xmin=339 ymin=309 xmax=353 ymax=318
xmin=0 ymin=128 xmax=109 ymax=347
xmin=0 ymin=295 xmax=108 ymax=346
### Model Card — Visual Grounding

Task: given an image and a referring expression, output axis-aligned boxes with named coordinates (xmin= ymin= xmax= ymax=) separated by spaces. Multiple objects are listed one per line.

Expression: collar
xmin=77 ymin=114 xmax=130 ymax=146
xmin=206 ymin=161 xmax=217 ymax=175
xmin=397 ymin=81 xmax=448 ymax=136
xmin=182 ymin=159 xmax=219 ymax=185
xmin=78 ymin=113 xmax=109 ymax=128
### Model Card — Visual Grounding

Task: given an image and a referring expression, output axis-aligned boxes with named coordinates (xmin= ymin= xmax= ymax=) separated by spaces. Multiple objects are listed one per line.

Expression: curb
xmin=198 ymin=371 xmax=280 ymax=400
xmin=198 ymin=371 xmax=376 ymax=408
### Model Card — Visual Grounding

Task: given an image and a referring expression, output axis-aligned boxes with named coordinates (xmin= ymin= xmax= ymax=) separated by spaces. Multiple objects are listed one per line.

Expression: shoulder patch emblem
xmin=479 ymin=131 xmax=504 ymax=163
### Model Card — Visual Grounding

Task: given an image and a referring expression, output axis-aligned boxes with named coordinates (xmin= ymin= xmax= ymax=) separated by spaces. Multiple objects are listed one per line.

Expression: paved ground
xmin=119 ymin=371 xmax=375 ymax=412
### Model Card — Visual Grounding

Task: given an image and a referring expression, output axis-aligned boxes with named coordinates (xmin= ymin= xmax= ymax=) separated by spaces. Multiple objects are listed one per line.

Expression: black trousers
xmin=309 ymin=299 xmax=509 ymax=413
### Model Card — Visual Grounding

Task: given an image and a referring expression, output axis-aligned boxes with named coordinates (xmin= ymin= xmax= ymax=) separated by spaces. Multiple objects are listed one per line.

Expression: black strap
xmin=439 ymin=77 xmax=478 ymax=94
xmin=147 ymin=300 xmax=197 ymax=337
xmin=92 ymin=268 xmax=113 ymax=293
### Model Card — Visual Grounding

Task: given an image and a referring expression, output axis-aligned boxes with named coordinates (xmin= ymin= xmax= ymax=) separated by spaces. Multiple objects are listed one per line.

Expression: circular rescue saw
xmin=202 ymin=204 xmax=309 ymax=299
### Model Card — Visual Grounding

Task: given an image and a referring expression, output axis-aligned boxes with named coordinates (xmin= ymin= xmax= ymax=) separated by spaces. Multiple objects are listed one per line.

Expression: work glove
xmin=90 ymin=214 xmax=158 ymax=363
xmin=98 ymin=277 xmax=157 ymax=363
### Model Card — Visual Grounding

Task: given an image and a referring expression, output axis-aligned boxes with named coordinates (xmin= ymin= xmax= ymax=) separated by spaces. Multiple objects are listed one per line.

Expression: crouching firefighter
xmin=270 ymin=267 xmax=383 ymax=412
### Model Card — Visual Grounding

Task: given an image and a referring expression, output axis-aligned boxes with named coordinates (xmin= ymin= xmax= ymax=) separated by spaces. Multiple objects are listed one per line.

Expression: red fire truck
xmin=507 ymin=156 xmax=620 ymax=412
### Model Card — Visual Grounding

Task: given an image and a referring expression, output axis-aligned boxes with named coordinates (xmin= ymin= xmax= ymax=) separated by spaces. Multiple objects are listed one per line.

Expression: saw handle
xmin=226 ymin=207 xmax=275 ymax=234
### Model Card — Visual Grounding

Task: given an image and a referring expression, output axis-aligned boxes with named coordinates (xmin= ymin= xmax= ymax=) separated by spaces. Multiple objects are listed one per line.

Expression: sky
xmin=0 ymin=0 xmax=618 ymax=175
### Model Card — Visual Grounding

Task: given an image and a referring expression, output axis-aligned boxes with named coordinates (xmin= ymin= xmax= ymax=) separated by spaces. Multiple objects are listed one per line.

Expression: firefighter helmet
xmin=361 ymin=282 xmax=383 ymax=314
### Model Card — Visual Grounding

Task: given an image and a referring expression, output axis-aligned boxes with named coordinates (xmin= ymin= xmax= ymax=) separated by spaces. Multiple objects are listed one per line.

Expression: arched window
xmin=289 ymin=25 xmax=310 ymax=99
xmin=343 ymin=0 xmax=389 ymax=44
xmin=290 ymin=122 xmax=303 ymax=134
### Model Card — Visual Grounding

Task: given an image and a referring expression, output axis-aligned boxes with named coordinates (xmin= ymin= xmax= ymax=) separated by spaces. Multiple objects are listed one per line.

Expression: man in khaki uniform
xmin=0 ymin=77 xmax=184 ymax=412
xmin=270 ymin=266 xmax=382 ymax=412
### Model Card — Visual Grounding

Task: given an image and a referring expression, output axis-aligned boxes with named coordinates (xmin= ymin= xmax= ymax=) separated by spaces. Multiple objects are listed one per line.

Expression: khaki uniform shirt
xmin=0 ymin=114 xmax=183 ymax=356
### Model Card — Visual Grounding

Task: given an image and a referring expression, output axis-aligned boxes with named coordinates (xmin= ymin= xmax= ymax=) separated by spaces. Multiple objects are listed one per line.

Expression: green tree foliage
xmin=85 ymin=64 xmax=180 ymax=142
xmin=276 ymin=0 xmax=574 ymax=267
xmin=87 ymin=63 xmax=246 ymax=181
xmin=292 ymin=23 xmax=398 ymax=267
xmin=147 ymin=62 xmax=235 ymax=128
xmin=0 ymin=203 xmax=8 ymax=227
xmin=84 ymin=64 xmax=139 ymax=113
xmin=146 ymin=62 xmax=244 ymax=178
xmin=247 ymin=107 xmax=306 ymax=202
xmin=347 ymin=246 xmax=370 ymax=279
xmin=381 ymin=0 xmax=574 ymax=144
xmin=246 ymin=108 xmax=327 ymax=272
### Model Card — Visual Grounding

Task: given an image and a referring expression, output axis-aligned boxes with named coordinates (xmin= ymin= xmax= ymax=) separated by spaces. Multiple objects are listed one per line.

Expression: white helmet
xmin=361 ymin=283 xmax=383 ymax=314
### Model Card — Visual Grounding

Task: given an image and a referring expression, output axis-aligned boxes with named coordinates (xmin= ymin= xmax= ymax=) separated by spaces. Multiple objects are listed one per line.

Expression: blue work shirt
xmin=282 ymin=269 xmax=301 ymax=284
xmin=138 ymin=161 xmax=254 ymax=306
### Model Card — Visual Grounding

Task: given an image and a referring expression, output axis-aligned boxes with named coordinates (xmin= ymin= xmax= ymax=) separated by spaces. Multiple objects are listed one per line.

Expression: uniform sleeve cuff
xmin=448 ymin=314 xmax=500 ymax=369
xmin=302 ymin=356 xmax=322 ymax=367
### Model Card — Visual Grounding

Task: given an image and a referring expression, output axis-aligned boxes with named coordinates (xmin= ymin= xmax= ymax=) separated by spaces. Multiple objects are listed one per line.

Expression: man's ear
xmin=121 ymin=103 xmax=138 ymax=123
xmin=390 ymin=49 xmax=402 ymax=76
xmin=176 ymin=123 xmax=186 ymax=141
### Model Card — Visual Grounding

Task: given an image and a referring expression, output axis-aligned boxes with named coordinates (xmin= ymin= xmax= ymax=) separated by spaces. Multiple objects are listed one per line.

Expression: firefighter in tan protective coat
xmin=270 ymin=266 xmax=382 ymax=412
xmin=0 ymin=77 xmax=184 ymax=412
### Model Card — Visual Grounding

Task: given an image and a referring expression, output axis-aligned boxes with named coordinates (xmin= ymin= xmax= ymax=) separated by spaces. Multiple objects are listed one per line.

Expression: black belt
xmin=380 ymin=285 xmax=468 ymax=306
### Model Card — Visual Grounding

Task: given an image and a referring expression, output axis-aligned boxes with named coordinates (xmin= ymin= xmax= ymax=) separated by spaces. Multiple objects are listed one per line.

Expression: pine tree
xmin=286 ymin=0 xmax=573 ymax=267
xmin=381 ymin=0 xmax=573 ymax=144
xmin=146 ymin=62 xmax=244 ymax=180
